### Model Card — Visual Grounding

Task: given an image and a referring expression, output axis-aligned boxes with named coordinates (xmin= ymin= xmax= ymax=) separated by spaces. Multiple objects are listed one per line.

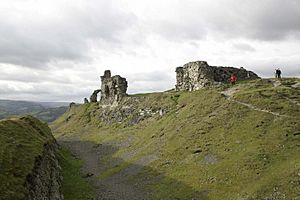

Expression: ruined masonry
xmin=85 ymin=61 xmax=259 ymax=104
xmin=90 ymin=89 xmax=101 ymax=103
xmin=100 ymin=70 xmax=128 ymax=104
xmin=87 ymin=70 xmax=128 ymax=104
xmin=175 ymin=61 xmax=259 ymax=91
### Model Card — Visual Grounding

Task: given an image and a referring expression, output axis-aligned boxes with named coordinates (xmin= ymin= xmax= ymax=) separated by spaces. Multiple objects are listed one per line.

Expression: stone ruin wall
xmin=175 ymin=61 xmax=259 ymax=91
xmin=84 ymin=61 xmax=259 ymax=104
xmin=100 ymin=70 xmax=128 ymax=104
xmin=86 ymin=70 xmax=128 ymax=105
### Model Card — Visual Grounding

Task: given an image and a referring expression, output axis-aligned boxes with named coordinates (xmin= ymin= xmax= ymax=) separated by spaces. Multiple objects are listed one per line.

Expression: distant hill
xmin=0 ymin=100 xmax=69 ymax=123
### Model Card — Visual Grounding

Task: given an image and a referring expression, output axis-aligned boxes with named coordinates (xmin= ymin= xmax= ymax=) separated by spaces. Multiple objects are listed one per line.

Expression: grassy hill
xmin=51 ymin=78 xmax=300 ymax=199
xmin=0 ymin=100 xmax=68 ymax=123
xmin=0 ymin=116 xmax=56 ymax=199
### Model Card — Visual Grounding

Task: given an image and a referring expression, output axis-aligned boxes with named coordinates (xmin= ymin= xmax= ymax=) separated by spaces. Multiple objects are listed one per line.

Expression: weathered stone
xmin=25 ymin=142 xmax=63 ymax=200
xmin=100 ymin=70 xmax=128 ymax=104
xmin=90 ymin=89 xmax=101 ymax=103
xmin=84 ymin=98 xmax=89 ymax=104
xmin=175 ymin=61 xmax=259 ymax=91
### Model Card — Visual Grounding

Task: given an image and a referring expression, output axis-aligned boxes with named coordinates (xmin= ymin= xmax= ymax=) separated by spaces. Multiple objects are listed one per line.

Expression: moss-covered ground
xmin=58 ymin=147 xmax=95 ymax=200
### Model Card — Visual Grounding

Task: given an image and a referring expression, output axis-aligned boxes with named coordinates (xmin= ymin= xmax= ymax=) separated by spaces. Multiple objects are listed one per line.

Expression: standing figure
xmin=230 ymin=74 xmax=237 ymax=85
xmin=277 ymin=68 xmax=282 ymax=79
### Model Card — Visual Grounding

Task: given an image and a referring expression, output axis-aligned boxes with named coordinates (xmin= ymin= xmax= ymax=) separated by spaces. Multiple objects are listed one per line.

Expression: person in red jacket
xmin=230 ymin=74 xmax=237 ymax=85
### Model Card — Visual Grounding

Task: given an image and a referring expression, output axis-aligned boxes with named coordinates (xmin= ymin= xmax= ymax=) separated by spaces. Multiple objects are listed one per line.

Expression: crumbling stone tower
xmin=175 ymin=61 xmax=259 ymax=91
xmin=100 ymin=70 xmax=128 ymax=104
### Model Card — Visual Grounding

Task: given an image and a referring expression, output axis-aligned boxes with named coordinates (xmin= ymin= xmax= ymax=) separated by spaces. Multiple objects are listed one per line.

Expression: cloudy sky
xmin=0 ymin=0 xmax=299 ymax=102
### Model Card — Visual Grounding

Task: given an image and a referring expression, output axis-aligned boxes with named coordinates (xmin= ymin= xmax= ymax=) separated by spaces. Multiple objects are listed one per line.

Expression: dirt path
xmin=229 ymin=98 xmax=290 ymax=117
xmin=220 ymin=86 xmax=290 ymax=118
xmin=59 ymin=139 xmax=152 ymax=200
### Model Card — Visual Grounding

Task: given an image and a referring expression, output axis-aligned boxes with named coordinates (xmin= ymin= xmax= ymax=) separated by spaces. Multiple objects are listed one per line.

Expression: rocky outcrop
xmin=100 ymin=70 xmax=128 ymax=104
xmin=82 ymin=95 xmax=169 ymax=126
xmin=175 ymin=61 xmax=259 ymax=91
xmin=25 ymin=142 xmax=63 ymax=200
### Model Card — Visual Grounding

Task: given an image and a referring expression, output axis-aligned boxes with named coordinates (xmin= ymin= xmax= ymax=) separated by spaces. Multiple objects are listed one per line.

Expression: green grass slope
xmin=58 ymin=147 xmax=95 ymax=200
xmin=0 ymin=116 xmax=55 ymax=200
xmin=51 ymin=78 xmax=300 ymax=199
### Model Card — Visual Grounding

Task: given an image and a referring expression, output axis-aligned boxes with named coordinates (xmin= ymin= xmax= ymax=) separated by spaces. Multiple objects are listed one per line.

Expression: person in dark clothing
xmin=277 ymin=68 xmax=282 ymax=79
xmin=275 ymin=68 xmax=282 ymax=79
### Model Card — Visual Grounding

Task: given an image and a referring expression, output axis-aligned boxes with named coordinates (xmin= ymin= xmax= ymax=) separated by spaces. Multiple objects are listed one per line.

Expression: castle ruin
xmin=175 ymin=61 xmax=259 ymax=91
xmin=86 ymin=70 xmax=128 ymax=104
xmin=100 ymin=70 xmax=128 ymax=104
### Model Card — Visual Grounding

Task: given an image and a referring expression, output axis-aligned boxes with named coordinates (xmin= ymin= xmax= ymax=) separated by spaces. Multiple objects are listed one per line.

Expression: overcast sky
xmin=0 ymin=0 xmax=299 ymax=102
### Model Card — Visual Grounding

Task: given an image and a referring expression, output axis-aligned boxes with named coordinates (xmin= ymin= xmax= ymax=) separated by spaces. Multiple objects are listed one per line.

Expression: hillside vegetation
xmin=0 ymin=116 xmax=56 ymax=199
xmin=51 ymin=78 xmax=300 ymax=200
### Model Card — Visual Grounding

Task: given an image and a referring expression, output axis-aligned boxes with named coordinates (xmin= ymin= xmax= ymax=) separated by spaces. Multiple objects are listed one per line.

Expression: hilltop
xmin=51 ymin=78 xmax=300 ymax=200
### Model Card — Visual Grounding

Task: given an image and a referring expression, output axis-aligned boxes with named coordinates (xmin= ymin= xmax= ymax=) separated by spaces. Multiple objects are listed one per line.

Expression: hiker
xmin=275 ymin=69 xmax=278 ymax=78
xmin=277 ymin=68 xmax=282 ymax=79
xmin=230 ymin=74 xmax=237 ymax=85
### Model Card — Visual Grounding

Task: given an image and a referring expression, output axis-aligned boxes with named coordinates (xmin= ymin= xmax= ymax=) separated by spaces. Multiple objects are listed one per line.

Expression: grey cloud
xmin=127 ymin=71 xmax=175 ymax=94
xmin=0 ymin=66 xmax=72 ymax=83
xmin=127 ymin=71 xmax=173 ymax=82
xmin=0 ymin=81 xmax=94 ymax=102
xmin=248 ymin=0 xmax=300 ymax=40
xmin=213 ymin=0 xmax=300 ymax=41
xmin=149 ymin=0 xmax=300 ymax=42
xmin=233 ymin=43 xmax=256 ymax=52
xmin=151 ymin=19 xmax=207 ymax=41
xmin=0 ymin=0 xmax=137 ymax=68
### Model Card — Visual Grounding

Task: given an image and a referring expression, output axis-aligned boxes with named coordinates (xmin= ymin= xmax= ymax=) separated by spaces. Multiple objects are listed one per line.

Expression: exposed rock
xmin=175 ymin=61 xmax=259 ymax=91
xmin=100 ymin=70 xmax=128 ymax=104
xmin=25 ymin=142 xmax=63 ymax=200
xmin=90 ymin=89 xmax=101 ymax=103
xmin=84 ymin=98 xmax=89 ymax=104
xmin=139 ymin=108 xmax=165 ymax=117
xmin=96 ymin=97 xmax=169 ymax=125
